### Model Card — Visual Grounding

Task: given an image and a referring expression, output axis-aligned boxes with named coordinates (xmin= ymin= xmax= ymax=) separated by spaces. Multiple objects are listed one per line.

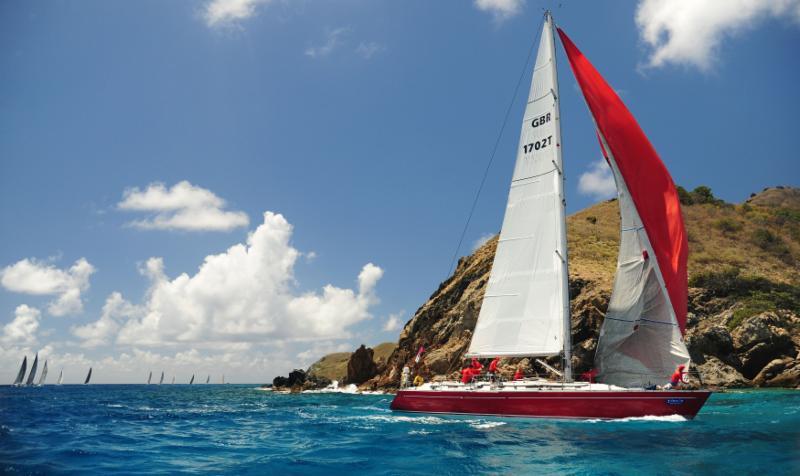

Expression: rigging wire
xmin=444 ymin=27 xmax=541 ymax=279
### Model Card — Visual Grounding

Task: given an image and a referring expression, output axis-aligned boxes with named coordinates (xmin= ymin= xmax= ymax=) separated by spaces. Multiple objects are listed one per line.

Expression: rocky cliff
xmin=362 ymin=186 xmax=800 ymax=390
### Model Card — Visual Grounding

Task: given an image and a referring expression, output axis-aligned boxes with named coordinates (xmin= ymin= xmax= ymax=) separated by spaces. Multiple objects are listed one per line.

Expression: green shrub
xmin=677 ymin=186 xmax=693 ymax=206
xmin=751 ymin=228 xmax=794 ymax=264
xmin=714 ymin=218 xmax=742 ymax=234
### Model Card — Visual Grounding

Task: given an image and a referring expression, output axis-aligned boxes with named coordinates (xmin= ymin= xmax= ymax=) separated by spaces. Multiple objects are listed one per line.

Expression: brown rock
xmin=346 ymin=345 xmax=378 ymax=385
xmin=692 ymin=357 xmax=750 ymax=388
xmin=753 ymin=358 xmax=794 ymax=386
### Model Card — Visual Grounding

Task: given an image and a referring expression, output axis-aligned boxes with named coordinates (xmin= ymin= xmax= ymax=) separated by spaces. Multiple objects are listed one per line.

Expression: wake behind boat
xmin=390 ymin=12 xmax=710 ymax=420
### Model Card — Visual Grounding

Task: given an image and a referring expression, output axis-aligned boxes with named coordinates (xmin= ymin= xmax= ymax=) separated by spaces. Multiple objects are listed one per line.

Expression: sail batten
xmin=467 ymin=13 xmax=569 ymax=360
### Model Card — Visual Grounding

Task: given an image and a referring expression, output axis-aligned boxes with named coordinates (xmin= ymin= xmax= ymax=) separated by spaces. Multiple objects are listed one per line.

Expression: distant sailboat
xmin=189 ymin=374 xmax=195 ymax=385
xmin=159 ymin=371 xmax=164 ymax=385
xmin=37 ymin=360 xmax=48 ymax=386
xmin=57 ymin=369 xmax=63 ymax=385
xmin=12 ymin=356 xmax=27 ymax=386
xmin=25 ymin=353 xmax=39 ymax=386
xmin=84 ymin=367 xmax=92 ymax=385
xmin=147 ymin=371 xmax=152 ymax=385
xmin=222 ymin=375 xmax=225 ymax=384
xmin=171 ymin=376 xmax=175 ymax=384
xmin=205 ymin=375 xmax=210 ymax=384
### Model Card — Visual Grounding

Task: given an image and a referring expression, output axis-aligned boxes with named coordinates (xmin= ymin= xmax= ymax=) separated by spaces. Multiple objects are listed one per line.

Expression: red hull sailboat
xmin=390 ymin=13 xmax=710 ymax=420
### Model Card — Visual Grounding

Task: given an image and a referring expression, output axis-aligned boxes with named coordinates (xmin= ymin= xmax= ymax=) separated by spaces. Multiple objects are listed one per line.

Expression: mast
xmin=13 ymin=356 xmax=27 ymax=386
xmin=547 ymin=11 xmax=572 ymax=382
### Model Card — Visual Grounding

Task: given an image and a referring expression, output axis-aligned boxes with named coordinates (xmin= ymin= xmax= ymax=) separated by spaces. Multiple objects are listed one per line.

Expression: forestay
xmin=558 ymin=28 xmax=690 ymax=387
xmin=468 ymin=13 xmax=569 ymax=358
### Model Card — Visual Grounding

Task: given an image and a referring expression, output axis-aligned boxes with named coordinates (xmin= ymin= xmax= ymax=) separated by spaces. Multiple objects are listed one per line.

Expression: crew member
xmin=401 ymin=366 xmax=410 ymax=388
xmin=665 ymin=364 xmax=686 ymax=389
xmin=461 ymin=367 xmax=473 ymax=384
xmin=413 ymin=375 xmax=424 ymax=387
xmin=513 ymin=366 xmax=524 ymax=381
xmin=488 ymin=357 xmax=500 ymax=382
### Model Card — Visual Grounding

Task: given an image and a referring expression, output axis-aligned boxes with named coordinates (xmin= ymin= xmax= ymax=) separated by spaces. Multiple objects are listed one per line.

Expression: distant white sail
xmin=26 ymin=353 xmax=39 ymax=386
xmin=159 ymin=371 xmax=164 ymax=385
xmin=147 ymin=371 xmax=152 ymax=385
xmin=84 ymin=367 xmax=92 ymax=385
xmin=37 ymin=360 xmax=48 ymax=386
xmin=467 ymin=13 xmax=569 ymax=362
xmin=171 ymin=376 xmax=175 ymax=384
xmin=206 ymin=375 xmax=210 ymax=384
xmin=13 ymin=356 xmax=27 ymax=386
xmin=57 ymin=369 xmax=63 ymax=385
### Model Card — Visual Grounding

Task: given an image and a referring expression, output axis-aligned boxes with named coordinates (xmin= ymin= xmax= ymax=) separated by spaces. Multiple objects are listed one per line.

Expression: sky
xmin=1 ymin=0 xmax=799 ymax=384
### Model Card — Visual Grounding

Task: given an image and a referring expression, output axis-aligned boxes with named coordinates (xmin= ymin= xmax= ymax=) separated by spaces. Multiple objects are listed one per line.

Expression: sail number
xmin=523 ymin=135 xmax=552 ymax=154
xmin=531 ymin=112 xmax=551 ymax=128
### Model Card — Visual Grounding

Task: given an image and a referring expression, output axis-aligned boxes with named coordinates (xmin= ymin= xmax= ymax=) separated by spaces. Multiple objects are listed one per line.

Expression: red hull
xmin=390 ymin=389 xmax=711 ymax=420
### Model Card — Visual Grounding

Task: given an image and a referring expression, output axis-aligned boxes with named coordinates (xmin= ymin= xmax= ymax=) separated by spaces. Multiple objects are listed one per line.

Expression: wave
xmin=586 ymin=414 xmax=688 ymax=423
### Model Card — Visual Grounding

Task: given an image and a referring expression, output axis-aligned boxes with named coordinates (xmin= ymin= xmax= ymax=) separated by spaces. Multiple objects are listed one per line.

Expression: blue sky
xmin=1 ymin=0 xmax=798 ymax=383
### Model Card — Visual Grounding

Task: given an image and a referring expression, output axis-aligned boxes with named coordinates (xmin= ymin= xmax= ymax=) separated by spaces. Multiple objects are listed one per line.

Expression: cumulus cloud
xmin=383 ymin=311 xmax=404 ymax=332
xmin=118 ymin=181 xmax=249 ymax=232
xmin=636 ymin=0 xmax=800 ymax=70
xmin=71 ymin=293 xmax=142 ymax=348
xmin=1 ymin=305 xmax=41 ymax=346
xmin=0 ymin=258 xmax=95 ymax=316
xmin=203 ymin=0 xmax=272 ymax=27
xmin=96 ymin=211 xmax=384 ymax=348
xmin=578 ymin=160 xmax=617 ymax=200
xmin=305 ymin=27 xmax=350 ymax=58
xmin=474 ymin=0 xmax=524 ymax=21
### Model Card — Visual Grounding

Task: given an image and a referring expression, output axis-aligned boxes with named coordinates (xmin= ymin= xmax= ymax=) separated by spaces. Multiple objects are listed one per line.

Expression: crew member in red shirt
xmin=488 ymin=357 xmax=500 ymax=382
xmin=513 ymin=366 xmax=524 ymax=381
xmin=667 ymin=364 xmax=686 ymax=389
xmin=461 ymin=367 xmax=473 ymax=384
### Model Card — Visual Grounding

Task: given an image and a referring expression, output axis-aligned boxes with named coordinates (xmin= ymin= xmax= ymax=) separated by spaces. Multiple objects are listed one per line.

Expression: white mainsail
xmin=37 ymin=360 xmax=48 ymax=386
xmin=57 ymin=369 xmax=63 ymax=385
xmin=593 ymin=135 xmax=690 ymax=387
xmin=13 ymin=356 xmax=27 ymax=386
xmin=26 ymin=353 xmax=39 ymax=386
xmin=467 ymin=13 xmax=570 ymax=369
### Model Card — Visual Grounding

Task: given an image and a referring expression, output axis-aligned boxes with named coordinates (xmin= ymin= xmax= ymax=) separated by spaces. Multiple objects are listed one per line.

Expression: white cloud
xmin=305 ymin=27 xmax=350 ymax=58
xmin=578 ymin=160 xmax=617 ymax=200
xmin=636 ymin=0 xmax=800 ymax=70
xmin=356 ymin=41 xmax=385 ymax=59
xmin=203 ymin=0 xmax=272 ymax=28
xmin=71 ymin=293 xmax=142 ymax=348
xmin=1 ymin=305 xmax=41 ymax=346
xmin=105 ymin=211 xmax=382 ymax=347
xmin=474 ymin=0 xmax=524 ymax=21
xmin=383 ymin=311 xmax=404 ymax=332
xmin=0 ymin=258 xmax=95 ymax=316
xmin=118 ymin=181 xmax=249 ymax=232
xmin=472 ymin=232 xmax=495 ymax=252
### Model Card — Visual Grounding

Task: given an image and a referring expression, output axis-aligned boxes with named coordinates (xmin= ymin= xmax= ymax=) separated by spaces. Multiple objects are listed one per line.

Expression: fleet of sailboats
xmin=390 ymin=12 xmax=710 ymax=419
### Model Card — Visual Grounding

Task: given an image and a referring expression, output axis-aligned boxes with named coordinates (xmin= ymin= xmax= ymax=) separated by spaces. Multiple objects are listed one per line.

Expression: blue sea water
xmin=1 ymin=386 xmax=798 ymax=475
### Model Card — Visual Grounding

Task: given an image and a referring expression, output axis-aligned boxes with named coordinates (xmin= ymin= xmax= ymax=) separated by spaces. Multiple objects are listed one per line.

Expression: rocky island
xmin=276 ymin=186 xmax=800 ymax=392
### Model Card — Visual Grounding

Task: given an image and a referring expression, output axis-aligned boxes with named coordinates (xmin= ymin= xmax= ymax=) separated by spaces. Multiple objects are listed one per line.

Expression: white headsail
xmin=467 ymin=13 xmax=570 ymax=370
xmin=37 ymin=360 xmax=48 ymax=386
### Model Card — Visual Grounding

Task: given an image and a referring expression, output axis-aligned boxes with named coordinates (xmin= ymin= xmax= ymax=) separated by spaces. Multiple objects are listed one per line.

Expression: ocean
xmin=1 ymin=385 xmax=798 ymax=475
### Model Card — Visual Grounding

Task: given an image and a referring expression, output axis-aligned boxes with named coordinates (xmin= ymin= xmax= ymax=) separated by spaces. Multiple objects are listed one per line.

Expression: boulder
xmin=346 ymin=345 xmax=378 ymax=384
xmin=753 ymin=358 xmax=794 ymax=386
xmin=687 ymin=325 xmax=734 ymax=360
xmin=692 ymin=357 xmax=750 ymax=388
xmin=272 ymin=368 xmax=308 ymax=390
xmin=763 ymin=361 xmax=800 ymax=388
xmin=731 ymin=312 xmax=795 ymax=378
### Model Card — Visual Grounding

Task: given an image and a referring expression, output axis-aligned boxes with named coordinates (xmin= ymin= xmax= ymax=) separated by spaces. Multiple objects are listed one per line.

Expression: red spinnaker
xmin=557 ymin=28 xmax=688 ymax=334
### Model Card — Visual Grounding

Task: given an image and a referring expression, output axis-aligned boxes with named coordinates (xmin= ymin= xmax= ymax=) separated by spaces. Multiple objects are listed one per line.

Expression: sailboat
xmin=189 ymin=374 xmax=195 ymax=385
xmin=57 ymin=369 xmax=63 ymax=385
xmin=25 ymin=353 xmax=39 ymax=386
xmin=12 ymin=356 xmax=27 ymax=386
xmin=390 ymin=12 xmax=710 ymax=419
xmin=171 ymin=376 xmax=175 ymax=384
xmin=147 ymin=371 xmax=152 ymax=385
xmin=84 ymin=367 xmax=92 ymax=385
xmin=159 ymin=371 xmax=164 ymax=385
xmin=36 ymin=360 xmax=48 ymax=386
xmin=205 ymin=375 xmax=210 ymax=384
